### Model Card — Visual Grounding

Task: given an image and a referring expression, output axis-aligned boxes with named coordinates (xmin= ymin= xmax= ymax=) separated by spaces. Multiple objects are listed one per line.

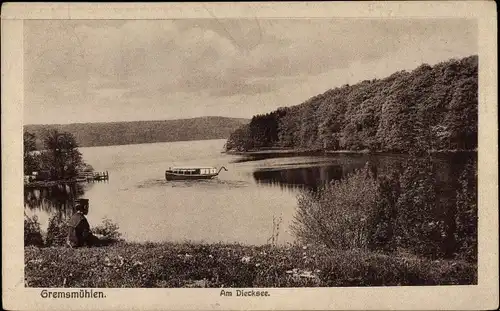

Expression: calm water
xmin=24 ymin=139 xmax=474 ymax=245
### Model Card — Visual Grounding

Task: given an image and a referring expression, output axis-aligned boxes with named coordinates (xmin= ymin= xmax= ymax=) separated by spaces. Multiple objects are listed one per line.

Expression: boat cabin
xmin=165 ymin=166 xmax=225 ymax=180
xmin=168 ymin=167 xmax=217 ymax=175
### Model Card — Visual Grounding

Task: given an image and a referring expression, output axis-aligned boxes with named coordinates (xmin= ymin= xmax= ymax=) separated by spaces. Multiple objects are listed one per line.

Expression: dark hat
xmin=75 ymin=199 xmax=89 ymax=209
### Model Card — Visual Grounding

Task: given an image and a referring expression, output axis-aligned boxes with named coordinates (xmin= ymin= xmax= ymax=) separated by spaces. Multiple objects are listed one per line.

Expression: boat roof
xmin=169 ymin=166 xmax=216 ymax=170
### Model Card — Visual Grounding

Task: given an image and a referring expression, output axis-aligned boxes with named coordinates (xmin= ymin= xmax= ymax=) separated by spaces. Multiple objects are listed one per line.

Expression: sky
xmin=24 ymin=18 xmax=477 ymax=125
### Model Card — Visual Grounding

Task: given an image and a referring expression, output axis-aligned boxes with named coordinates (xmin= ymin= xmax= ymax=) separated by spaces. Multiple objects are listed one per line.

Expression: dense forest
xmin=226 ymin=55 xmax=478 ymax=153
xmin=25 ymin=117 xmax=248 ymax=149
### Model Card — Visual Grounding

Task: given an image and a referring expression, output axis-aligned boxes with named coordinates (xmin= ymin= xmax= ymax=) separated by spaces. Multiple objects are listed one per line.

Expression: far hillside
xmin=226 ymin=55 xmax=478 ymax=153
xmin=25 ymin=117 xmax=249 ymax=149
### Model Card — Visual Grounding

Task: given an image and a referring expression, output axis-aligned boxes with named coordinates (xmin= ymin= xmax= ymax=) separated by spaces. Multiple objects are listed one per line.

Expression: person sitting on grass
xmin=66 ymin=199 xmax=100 ymax=248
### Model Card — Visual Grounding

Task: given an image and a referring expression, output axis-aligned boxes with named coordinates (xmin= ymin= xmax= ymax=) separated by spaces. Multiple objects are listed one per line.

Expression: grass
xmin=25 ymin=242 xmax=476 ymax=288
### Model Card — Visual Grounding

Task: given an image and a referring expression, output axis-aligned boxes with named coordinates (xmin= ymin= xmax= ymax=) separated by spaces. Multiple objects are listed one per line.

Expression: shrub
xmin=46 ymin=214 xmax=69 ymax=246
xmin=454 ymin=160 xmax=478 ymax=262
xmin=92 ymin=217 xmax=123 ymax=243
xmin=24 ymin=214 xmax=44 ymax=247
xmin=292 ymin=166 xmax=379 ymax=249
xmin=394 ymin=155 xmax=446 ymax=258
xmin=368 ymin=170 xmax=401 ymax=251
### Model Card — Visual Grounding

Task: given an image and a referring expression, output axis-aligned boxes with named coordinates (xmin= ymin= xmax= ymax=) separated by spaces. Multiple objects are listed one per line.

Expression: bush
xmin=368 ymin=170 xmax=401 ymax=251
xmin=92 ymin=217 xmax=123 ymax=243
xmin=394 ymin=155 xmax=446 ymax=259
xmin=292 ymin=166 xmax=379 ymax=249
xmin=46 ymin=214 xmax=69 ymax=246
xmin=454 ymin=160 xmax=478 ymax=262
xmin=24 ymin=214 xmax=44 ymax=247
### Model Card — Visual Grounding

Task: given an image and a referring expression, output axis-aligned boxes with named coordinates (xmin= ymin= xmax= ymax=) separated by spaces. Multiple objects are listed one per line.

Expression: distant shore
xmin=224 ymin=148 xmax=478 ymax=157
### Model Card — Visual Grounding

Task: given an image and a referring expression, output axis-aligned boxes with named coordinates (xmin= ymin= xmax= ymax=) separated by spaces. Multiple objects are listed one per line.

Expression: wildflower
xmin=286 ymin=268 xmax=299 ymax=274
xmin=255 ymin=263 xmax=261 ymax=267
xmin=209 ymin=255 xmax=214 ymax=259
xmin=241 ymin=256 xmax=251 ymax=263
xmin=302 ymin=246 xmax=307 ymax=250
xmin=299 ymin=271 xmax=315 ymax=278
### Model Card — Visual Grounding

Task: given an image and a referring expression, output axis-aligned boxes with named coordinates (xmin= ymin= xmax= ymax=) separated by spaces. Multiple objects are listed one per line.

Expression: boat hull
xmin=165 ymin=172 xmax=218 ymax=181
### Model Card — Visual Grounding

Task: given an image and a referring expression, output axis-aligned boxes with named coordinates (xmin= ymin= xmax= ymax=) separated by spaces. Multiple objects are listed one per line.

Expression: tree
xmin=23 ymin=131 xmax=39 ymax=175
xmin=225 ymin=125 xmax=253 ymax=151
xmin=394 ymin=155 xmax=446 ymax=258
xmin=43 ymin=130 xmax=83 ymax=180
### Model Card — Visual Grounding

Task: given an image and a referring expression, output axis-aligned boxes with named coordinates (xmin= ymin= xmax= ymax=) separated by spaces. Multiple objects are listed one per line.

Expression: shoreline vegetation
xmin=224 ymin=148 xmax=477 ymax=156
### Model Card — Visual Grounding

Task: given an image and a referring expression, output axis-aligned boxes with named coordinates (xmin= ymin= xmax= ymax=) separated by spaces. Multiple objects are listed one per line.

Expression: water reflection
xmin=251 ymin=152 xmax=476 ymax=192
xmin=24 ymin=183 xmax=85 ymax=218
xmin=253 ymin=165 xmax=345 ymax=190
xmin=252 ymin=157 xmax=388 ymax=191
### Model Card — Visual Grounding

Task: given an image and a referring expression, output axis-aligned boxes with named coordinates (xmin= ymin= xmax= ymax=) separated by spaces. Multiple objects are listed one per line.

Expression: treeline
xmin=25 ymin=117 xmax=248 ymax=149
xmin=24 ymin=129 xmax=88 ymax=179
xmin=226 ymin=55 xmax=478 ymax=153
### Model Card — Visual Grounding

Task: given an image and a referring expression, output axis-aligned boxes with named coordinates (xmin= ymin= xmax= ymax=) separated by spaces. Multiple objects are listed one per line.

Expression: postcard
xmin=2 ymin=2 xmax=498 ymax=310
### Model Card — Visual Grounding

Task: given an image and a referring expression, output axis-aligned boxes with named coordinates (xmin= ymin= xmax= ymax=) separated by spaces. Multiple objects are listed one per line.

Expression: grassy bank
xmin=25 ymin=242 xmax=476 ymax=288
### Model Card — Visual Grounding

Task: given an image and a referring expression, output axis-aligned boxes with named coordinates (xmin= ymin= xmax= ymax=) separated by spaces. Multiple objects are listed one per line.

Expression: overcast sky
xmin=24 ymin=19 xmax=477 ymax=125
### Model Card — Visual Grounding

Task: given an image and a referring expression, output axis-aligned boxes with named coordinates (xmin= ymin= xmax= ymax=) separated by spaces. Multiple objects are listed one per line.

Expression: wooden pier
xmin=25 ymin=171 xmax=109 ymax=187
xmin=77 ymin=171 xmax=109 ymax=182
xmin=91 ymin=171 xmax=109 ymax=182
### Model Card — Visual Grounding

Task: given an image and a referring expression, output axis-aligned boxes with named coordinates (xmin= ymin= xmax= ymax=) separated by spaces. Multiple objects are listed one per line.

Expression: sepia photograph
xmin=2 ymin=2 xmax=498 ymax=310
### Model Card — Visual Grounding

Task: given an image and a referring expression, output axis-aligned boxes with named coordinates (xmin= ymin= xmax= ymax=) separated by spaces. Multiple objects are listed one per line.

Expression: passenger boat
xmin=165 ymin=166 xmax=227 ymax=181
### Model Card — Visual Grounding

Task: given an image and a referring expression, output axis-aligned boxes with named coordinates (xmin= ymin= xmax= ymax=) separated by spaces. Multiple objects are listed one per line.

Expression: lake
xmin=24 ymin=139 xmax=474 ymax=245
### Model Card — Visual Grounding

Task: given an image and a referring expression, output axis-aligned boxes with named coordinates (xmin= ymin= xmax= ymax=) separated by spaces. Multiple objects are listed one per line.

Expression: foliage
xmin=24 ymin=242 xmax=476 ymax=288
xmin=292 ymin=166 xmax=379 ymax=249
xmin=42 ymin=129 xmax=83 ymax=180
xmin=45 ymin=214 xmax=69 ymax=247
xmin=225 ymin=55 xmax=478 ymax=153
xmin=44 ymin=214 xmax=124 ymax=247
xmin=24 ymin=214 xmax=44 ymax=247
xmin=367 ymin=170 xmax=401 ymax=252
xmin=23 ymin=131 xmax=40 ymax=175
xmin=225 ymin=124 xmax=253 ymax=151
xmin=291 ymin=155 xmax=477 ymax=261
xmin=454 ymin=160 xmax=478 ymax=262
xmin=394 ymin=155 xmax=446 ymax=259
xmin=92 ymin=217 xmax=123 ymax=242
